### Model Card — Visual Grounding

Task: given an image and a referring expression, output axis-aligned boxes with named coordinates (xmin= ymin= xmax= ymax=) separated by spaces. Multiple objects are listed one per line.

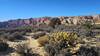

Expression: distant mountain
xmin=0 ymin=17 xmax=50 ymax=28
xmin=0 ymin=15 xmax=100 ymax=28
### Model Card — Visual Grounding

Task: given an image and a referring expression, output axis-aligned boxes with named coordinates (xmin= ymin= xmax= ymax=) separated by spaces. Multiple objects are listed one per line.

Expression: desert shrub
xmin=54 ymin=25 xmax=67 ymax=31
xmin=76 ymin=46 xmax=99 ymax=56
xmin=15 ymin=44 xmax=40 ymax=56
xmin=0 ymin=32 xmax=26 ymax=41
xmin=16 ymin=26 xmax=33 ymax=32
xmin=81 ymin=20 xmax=94 ymax=37
xmin=44 ymin=45 xmax=56 ymax=56
xmin=31 ymin=28 xmax=41 ymax=32
xmin=33 ymin=27 xmax=54 ymax=33
xmin=44 ymin=31 xmax=78 ymax=56
xmin=0 ymin=33 xmax=10 ymax=41
xmin=19 ymin=31 xmax=26 ymax=35
xmin=42 ymin=27 xmax=54 ymax=32
xmin=38 ymin=35 xmax=49 ymax=46
xmin=51 ymin=32 xmax=78 ymax=47
xmin=9 ymin=32 xmax=26 ymax=41
xmin=94 ymin=24 xmax=100 ymax=29
xmin=0 ymin=41 xmax=9 ymax=52
xmin=92 ymin=47 xmax=100 ymax=56
xmin=32 ymin=32 xmax=46 ymax=39
xmin=0 ymin=31 xmax=5 ymax=35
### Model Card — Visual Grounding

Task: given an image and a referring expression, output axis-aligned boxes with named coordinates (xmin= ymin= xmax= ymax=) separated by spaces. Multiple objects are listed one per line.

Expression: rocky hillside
xmin=0 ymin=15 xmax=100 ymax=28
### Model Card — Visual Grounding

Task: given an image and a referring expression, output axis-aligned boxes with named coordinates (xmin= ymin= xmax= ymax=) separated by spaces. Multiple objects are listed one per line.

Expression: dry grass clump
xmin=37 ymin=35 xmax=49 ymax=47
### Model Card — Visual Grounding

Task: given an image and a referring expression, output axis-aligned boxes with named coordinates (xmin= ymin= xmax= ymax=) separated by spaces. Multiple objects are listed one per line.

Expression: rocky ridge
xmin=0 ymin=15 xmax=100 ymax=28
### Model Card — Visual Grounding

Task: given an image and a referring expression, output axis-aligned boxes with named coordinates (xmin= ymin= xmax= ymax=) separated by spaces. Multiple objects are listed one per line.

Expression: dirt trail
xmin=25 ymin=36 xmax=40 ymax=47
xmin=7 ymin=33 xmax=47 ymax=56
xmin=24 ymin=33 xmax=47 ymax=56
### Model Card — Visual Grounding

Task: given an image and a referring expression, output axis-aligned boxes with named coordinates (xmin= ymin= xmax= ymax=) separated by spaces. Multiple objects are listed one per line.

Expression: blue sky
xmin=0 ymin=0 xmax=100 ymax=21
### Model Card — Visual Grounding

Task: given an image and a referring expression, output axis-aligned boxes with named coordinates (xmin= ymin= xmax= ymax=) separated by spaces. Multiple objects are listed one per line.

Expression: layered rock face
xmin=0 ymin=15 xmax=100 ymax=28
